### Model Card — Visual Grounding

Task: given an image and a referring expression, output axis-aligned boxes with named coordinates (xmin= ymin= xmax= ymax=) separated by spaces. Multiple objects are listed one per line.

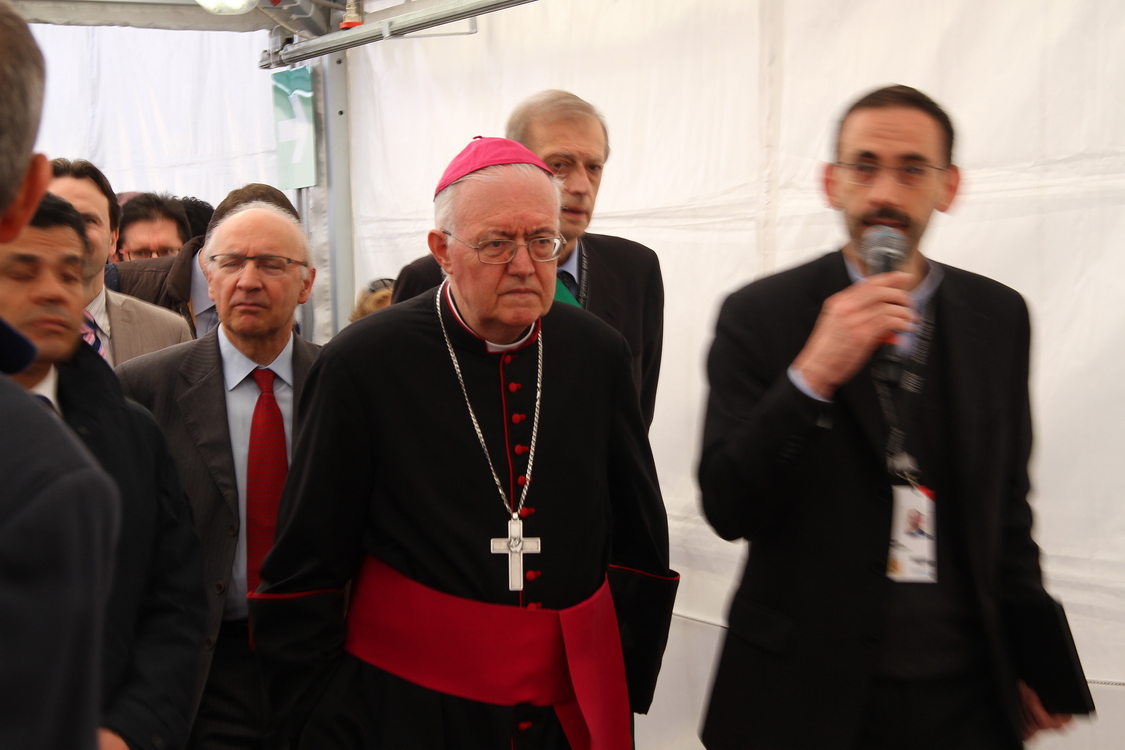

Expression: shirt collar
xmin=27 ymin=364 xmax=61 ymax=415
xmin=191 ymin=249 xmax=214 ymax=314
xmin=843 ymin=253 xmax=944 ymax=310
xmin=217 ymin=325 xmax=295 ymax=391
xmin=557 ymin=237 xmax=581 ymax=280
xmin=85 ymin=285 xmax=110 ymax=335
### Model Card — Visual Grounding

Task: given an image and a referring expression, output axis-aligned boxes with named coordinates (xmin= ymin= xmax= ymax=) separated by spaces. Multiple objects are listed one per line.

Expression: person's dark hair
xmin=179 ymin=196 xmax=214 ymax=239
xmin=208 ymin=183 xmax=299 ymax=235
xmin=116 ymin=192 xmax=191 ymax=250
xmin=837 ymin=85 xmax=956 ymax=165
xmin=31 ymin=192 xmax=93 ymax=257
xmin=0 ymin=0 xmax=46 ymax=213
xmin=50 ymin=158 xmax=121 ymax=231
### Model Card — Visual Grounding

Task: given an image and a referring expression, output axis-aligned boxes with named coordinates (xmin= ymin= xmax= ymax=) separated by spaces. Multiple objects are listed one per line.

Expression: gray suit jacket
xmin=105 ymin=289 xmax=192 ymax=365
xmin=115 ymin=329 xmax=320 ymax=713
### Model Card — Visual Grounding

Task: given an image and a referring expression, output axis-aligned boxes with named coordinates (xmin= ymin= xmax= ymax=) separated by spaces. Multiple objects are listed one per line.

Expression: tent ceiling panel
xmin=14 ymin=0 xmax=275 ymax=31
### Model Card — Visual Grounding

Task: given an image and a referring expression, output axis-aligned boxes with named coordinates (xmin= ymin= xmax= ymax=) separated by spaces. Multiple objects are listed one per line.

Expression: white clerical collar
xmin=217 ymin=325 xmax=295 ymax=391
xmin=442 ymin=282 xmax=538 ymax=353
xmin=27 ymin=364 xmax=61 ymax=415
xmin=86 ymin=285 xmax=110 ymax=337
xmin=191 ymin=249 xmax=215 ymax=316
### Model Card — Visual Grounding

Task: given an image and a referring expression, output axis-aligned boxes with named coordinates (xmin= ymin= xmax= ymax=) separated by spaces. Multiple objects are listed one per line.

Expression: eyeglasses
xmin=834 ymin=162 xmax=947 ymax=189
xmin=442 ymin=231 xmax=563 ymax=265
xmin=366 ymin=278 xmax=395 ymax=293
xmin=209 ymin=253 xmax=308 ymax=277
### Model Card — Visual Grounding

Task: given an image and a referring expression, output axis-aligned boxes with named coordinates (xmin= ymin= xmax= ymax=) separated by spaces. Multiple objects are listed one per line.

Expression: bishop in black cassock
xmin=250 ymin=138 xmax=676 ymax=750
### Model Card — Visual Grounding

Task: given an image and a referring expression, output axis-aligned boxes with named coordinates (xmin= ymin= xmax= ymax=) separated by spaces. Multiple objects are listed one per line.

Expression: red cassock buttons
xmin=518 ymin=721 xmax=533 ymax=731
xmin=512 ymin=413 xmax=526 ymax=424
xmin=503 ymin=355 xmax=513 ymax=365
xmin=517 ymin=475 xmax=528 ymax=486
xmin=514 ymin=444 xmax=528 ymax=455
xmin=519 ymin=507 xmax=535 ymax=518
xmin=509 ymin=382 xmax=522 ymax=392
xmin=526 ymin=570 xmax=541 ymax=581
xmin=527 ymin=602 xmax=542 ymax=610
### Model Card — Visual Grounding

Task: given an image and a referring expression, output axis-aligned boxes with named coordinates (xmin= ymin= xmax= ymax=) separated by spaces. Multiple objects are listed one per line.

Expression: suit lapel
xmin=291 ymin=335 xmax=318 ymax=418
xmin=178 ymin=333 xmax=240 ymax=518
xmin=104 ymin=290 xmax=135 ymax=364
xmin=813 ymin=253 xmax=889 ymax=459
xmin=932 ymin=270 xmax=998 ymax=562
xmin=581 ymin=236 xmax=624 ymax=327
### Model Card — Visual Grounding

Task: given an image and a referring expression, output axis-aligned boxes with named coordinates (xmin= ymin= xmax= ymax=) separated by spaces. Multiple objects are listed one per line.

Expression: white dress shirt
xmin=217 ymin=326 xmax=296 ymax=620
xmin=85 ymin=286 xmax=115 ymax=366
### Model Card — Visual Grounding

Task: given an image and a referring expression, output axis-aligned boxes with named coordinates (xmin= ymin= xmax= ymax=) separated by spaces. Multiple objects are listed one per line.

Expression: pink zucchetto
xmin=434 ymin=137 xmax=553 ymax=197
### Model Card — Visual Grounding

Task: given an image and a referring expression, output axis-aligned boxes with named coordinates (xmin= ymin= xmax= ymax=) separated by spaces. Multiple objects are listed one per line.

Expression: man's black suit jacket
xmin=391 ymin=233 xmax=664 ymax=426
xmin=116 ymin=330 xmax=320 ymax=717
xmin=59 ymin=343 xmax=206 ymax=750
xmin=698 ymin=251 xmax=1047 ymax=750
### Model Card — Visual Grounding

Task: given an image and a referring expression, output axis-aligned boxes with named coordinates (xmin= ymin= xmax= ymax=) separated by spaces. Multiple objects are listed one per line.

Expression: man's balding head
xmin=204 ymin=203 xmax=315 ymax=363
xmin=505 ymin=91 xmax=608 ymax=259
xmin=0 ymin=0 xmax=50 ymax=242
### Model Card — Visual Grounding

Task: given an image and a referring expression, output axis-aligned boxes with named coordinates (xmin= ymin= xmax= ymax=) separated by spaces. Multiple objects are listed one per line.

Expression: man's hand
xmin=1018 ymin=680 xmax=1073 ymax=741
xmin=791 ymin=272 xmax=915 ymax=399
xmin=98 ymin=728 xmax=130 ymax=750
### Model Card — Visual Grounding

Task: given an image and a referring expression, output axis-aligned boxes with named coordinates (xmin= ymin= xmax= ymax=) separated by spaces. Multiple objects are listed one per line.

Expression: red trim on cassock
xmin=246 ymin=588 xmax=343 ymax=600
xmin=608 ymin=564 xmax=680 ymax=582
xmin=344 ymin=556 xmax=631 ymax=750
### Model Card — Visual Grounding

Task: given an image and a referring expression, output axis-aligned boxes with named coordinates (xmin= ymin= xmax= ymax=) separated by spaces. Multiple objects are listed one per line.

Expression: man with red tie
xmin=117 ymin=202 xmax=319 ymax=749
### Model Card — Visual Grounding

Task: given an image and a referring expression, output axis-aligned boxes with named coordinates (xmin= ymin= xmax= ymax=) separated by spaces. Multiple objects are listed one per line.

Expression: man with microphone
xmin=698 ymin=85 xmax=1081 ymax=749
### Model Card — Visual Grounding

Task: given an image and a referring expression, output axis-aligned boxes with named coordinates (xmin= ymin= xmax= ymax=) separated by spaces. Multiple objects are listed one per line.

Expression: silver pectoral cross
xmin=491 ymin=518 xmax=541 ymax=591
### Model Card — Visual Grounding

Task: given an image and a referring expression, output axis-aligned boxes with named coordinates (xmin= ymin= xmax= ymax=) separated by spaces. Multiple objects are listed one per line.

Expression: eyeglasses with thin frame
xmin=442 ymin=230 xmax=563 ymax=265
xmin=209 ymin=253 xmax=309 ymax=277
xmin=834 ymin=162 xmax=948 ymax=189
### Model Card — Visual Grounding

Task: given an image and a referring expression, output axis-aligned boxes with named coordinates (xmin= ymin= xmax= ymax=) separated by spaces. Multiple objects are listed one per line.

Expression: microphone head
xmin=859 ymin=225 xmax=909 ymax=276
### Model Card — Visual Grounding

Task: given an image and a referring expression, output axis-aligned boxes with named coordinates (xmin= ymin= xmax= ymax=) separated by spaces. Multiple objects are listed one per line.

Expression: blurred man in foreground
xmin=699 ymin=85 xmax=1084 ymax=750
xmin=0 ymin=3 xmax=119 ymax=748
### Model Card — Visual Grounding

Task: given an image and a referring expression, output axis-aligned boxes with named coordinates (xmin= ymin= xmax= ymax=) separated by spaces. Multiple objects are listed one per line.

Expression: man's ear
xmin=823 ymin=161 xmax=843 ymax=210
xmin=429 ymin=229 xmax=454 ymax=274
xmin=937 ymin=165 xmax=961 ymax=213
xmin=0 ymin=154 xmax=50 ymax=243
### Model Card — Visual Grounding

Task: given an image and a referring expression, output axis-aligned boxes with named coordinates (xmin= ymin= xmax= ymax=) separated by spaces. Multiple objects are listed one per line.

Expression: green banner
xmin=272 ymin=66 xmax=316 ymax=189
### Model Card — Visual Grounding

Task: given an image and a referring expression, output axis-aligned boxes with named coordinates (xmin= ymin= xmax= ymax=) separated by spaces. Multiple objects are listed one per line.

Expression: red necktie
xmin=82 ymin=312 xmax=106 ymax=360
xmin=246 ymin=369 xmax=287 ymax=593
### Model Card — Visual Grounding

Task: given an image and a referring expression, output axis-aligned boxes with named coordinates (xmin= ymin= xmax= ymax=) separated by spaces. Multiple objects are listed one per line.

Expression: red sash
xmin=344 ymin=556 xmax=631 ymax=750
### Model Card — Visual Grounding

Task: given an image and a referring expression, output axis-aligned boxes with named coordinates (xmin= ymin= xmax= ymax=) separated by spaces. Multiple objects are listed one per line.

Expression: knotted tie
xmin=81 ymin=312 xmax=106 ymax=360
xmin=557 ymin=269 xmax=580 ymax=300
xmin=245 ymin=369 xmax=287 ymax=593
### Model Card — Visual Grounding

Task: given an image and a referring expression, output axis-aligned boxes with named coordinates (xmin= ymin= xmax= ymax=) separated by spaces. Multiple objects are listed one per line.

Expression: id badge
xmin=886 ymin=484 xmax=937 ymax=583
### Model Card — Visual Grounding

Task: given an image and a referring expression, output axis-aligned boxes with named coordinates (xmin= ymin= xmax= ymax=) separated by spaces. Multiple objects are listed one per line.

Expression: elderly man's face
xmin=432 ymin=169 xmax=559 ymax=343
xmin=206 ymin=208 xmax=314 ymax=343
xmin=0 ymin=224 xmax=87 ymax=365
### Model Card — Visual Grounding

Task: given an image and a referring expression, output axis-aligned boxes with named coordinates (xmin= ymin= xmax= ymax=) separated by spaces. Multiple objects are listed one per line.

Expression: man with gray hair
xmin=393 ymin=90 xmax=664 ymax=428
xmin=251 ymin=137 xmax=676 ymax=750
xmin=0 ymin=2 xmax=120 ymax=749
xmin=118 ymin=202 xmax=319 ymax=750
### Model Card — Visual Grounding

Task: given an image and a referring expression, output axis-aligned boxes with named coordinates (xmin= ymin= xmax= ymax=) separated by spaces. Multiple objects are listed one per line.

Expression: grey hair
xmin=204 ymin=200 xmax=313 ymax=279
xmin=505 ymin=89 xmax=609 ymax=159
xmin=433 ymin=163 xmax=562 ymax=238
xmin=0 ymin=0 xmax=46 ymax=214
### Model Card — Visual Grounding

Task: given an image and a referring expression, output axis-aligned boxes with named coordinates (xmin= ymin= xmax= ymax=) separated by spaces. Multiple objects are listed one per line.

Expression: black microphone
xmin=859 ymin=226 xmax=909 ymax=385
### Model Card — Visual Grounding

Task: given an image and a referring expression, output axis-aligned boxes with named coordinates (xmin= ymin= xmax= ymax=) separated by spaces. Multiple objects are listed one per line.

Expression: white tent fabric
xmin=29 ymin=1 xmax=1125 ymax=747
